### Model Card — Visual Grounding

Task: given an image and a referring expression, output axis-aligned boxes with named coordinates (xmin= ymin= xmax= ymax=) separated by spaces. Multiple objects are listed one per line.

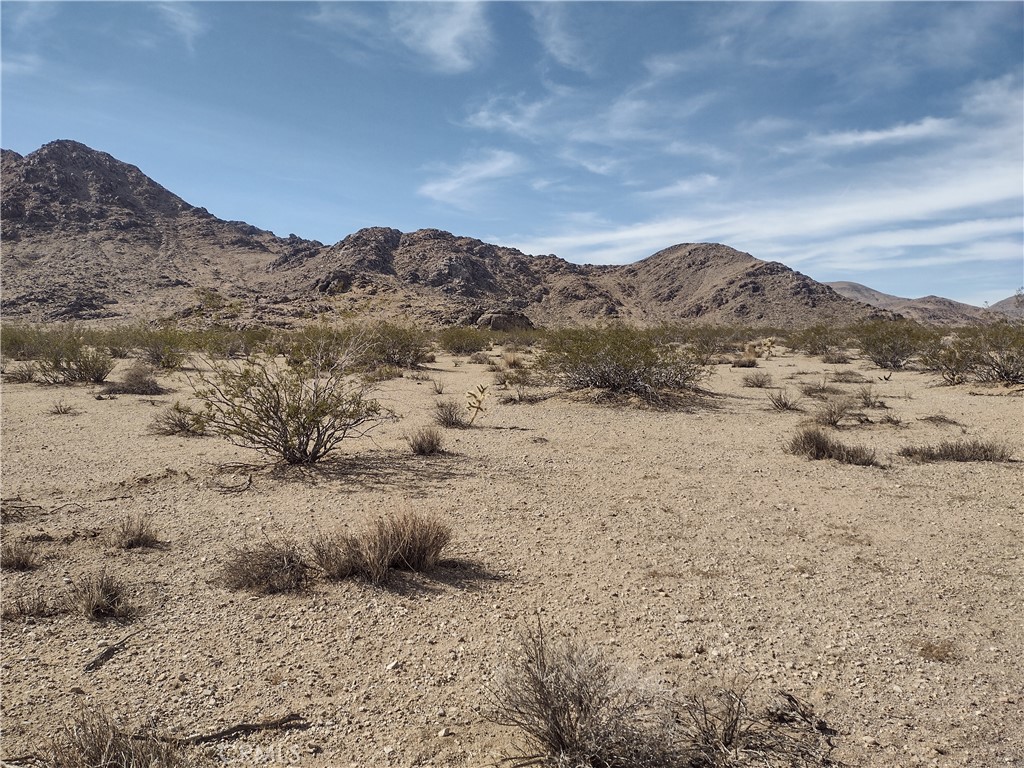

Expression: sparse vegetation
xmin=821 ymin=348 xmax=851 ymax=364
xmin=149 ymin=402 xmax=208 ymax=436
xmin=101 ymin=361 xmax=167 ymax=395
xmin=490 ymin=625 xmax=839 ymax=768
xmin=66 ymin=571 xmax=138 ymax=620
xmin=408 ymin=425 xmax=445 ymax=455
xmin=1 ymin=539 xmax=41 ymax=571
xmin=787 ymin=426 xmax=878 ymax=466
xmin=899 ymin=440 xmax=1012 ymax=463
xmin=468 ymin=351 xmax=492 ymax=365
xmin=46 ymin=708 xmax=183 ymax=768
xmin=308 ymin=531 xmax=362 ymax=581
xmin=853 ymin=319 xmax=933 ymax=370
xmin=731 ymin=356 xmax=759 ymax=368
xmin=742 ymin=371 xmax=773 ymax=388
xmin=439 ymin=326 xmax=491 ymax=355
xmin=110 ymin=515 xmax=161 ymax=549
xmin=538 ymin=326 xmax=706 ymax=404
xmin=49 ymin=399 xmax=79 ymax=415
xmin=810 ymin=399 xmax=854 ymax=428
xmin=221 ymin=538 xmax=310 ymax=594
xmin=434 ymin=398 xmax=468 ymax=428
xmin=4 ymin=362 xmax=38 ymax=383
xmin=193 ymin=352 xmax=388 ymax=464
xmin=1 ymin=587 xmax=62 ymax=620
xmin=799 ymin=380 xmax=843 ymax=400
xmin=767 ymin=388 xmax=801 ymax=411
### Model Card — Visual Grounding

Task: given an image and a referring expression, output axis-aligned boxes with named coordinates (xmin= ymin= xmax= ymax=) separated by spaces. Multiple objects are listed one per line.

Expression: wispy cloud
xmin=1 ymin=52 xmax=44 ymax=77
xmin=639 ymin=174 xmax=720 ymax=199
xmin=154 ymin=3 xmax=208 ymax=52
xmin=795 ymin=116 xmax=956 ymax=152
xmin=309 ymin=2 xmax=491 ymax=74
xmin=419 ymin=149 xmax=525 ymax=209
xmin=528 ymin=4 xmax=592 ymax=74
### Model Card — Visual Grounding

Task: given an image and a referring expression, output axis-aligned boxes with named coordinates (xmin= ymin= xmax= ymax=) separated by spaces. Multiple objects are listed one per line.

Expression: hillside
xmin=2 ymin=140 xmax=885 ymax=328
xmin=825 ymin=281 xmax=996 ymax=325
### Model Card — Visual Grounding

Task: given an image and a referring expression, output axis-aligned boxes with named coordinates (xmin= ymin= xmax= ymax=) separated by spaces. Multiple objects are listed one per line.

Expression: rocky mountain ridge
xmin=0 ymin=140 xmax=976 ymax=328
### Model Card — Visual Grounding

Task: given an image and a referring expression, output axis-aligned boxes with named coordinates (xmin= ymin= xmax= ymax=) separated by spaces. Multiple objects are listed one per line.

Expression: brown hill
xmin=988 ymin=292 xmax=1024 ymax=319
xmin=2 ymin=140 xmax=885 ymax=328
xmin=825 ymin=281 xmax=998 ymax=325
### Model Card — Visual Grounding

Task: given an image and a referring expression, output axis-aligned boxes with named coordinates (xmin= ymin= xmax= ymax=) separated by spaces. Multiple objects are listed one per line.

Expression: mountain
xmin=988 ymin=293 xmax=1024 ymax=319
xmin=825 ymin=281 xmax=998 ymax=325
xmin=2 ymin=140 xmax=887 ymax=328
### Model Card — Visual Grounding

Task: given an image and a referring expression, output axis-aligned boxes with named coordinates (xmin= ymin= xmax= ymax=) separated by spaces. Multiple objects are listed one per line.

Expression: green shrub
xmin=193 ymin=354 xmax=388 ymax=465
xmin=136 ymin=325 xmax=192 ymax=370
xmin=972 ymin=322 xmax=1024 ymax=385
xmin=788 ymin=325 xmax=846 ymax=356
xmin=362 ymin=322 xmax=431 ymax=369
xmin=538 ymin=326 xmax=706 ymax=404
xmin=853 ymin=320 xmax=934 ymax=370
xmin=439 ymin=326 xmax=491 ymax=355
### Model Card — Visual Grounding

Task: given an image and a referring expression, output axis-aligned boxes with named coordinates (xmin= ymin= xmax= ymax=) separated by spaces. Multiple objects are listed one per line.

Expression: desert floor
xmin=1 ymin=347 xmax=1022 ymax=767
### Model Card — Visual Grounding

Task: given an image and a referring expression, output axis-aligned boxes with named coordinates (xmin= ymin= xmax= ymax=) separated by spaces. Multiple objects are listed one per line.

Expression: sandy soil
xmin=1 ymin=348 xmax=1022 ymax=767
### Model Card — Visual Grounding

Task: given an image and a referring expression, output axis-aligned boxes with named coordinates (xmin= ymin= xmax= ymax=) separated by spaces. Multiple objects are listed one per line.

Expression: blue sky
xmin=2 ymin=1 xmax=1022 ymax=306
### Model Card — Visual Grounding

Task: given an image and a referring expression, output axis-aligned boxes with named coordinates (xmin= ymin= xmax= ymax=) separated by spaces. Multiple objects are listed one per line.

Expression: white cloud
xmin=1 ymin=52 xmax=44 ymax=77
xmin=154 ymin=3 xmax=207 ymax=52
xmin=388 ymin=3 xmax=491 ymax=74
xmin=418 ymin=149 xmax=525 ymax=209
xmin=640 ymin=174 xmax=720 ymax=199
xmin=528 ymin=4 xmax=592 ymax=74
xmin=796 ymin=116 xmax=957 ymax=152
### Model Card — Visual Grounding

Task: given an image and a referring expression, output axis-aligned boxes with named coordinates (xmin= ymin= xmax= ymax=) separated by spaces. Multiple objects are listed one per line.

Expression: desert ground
xmin=1 ymin=345 xmax=1022 ymax=767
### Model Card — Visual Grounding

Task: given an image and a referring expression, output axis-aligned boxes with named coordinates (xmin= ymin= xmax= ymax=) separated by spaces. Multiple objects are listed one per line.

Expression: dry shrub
xmin=788 ymin=427 xmax=878 ymax=466
xmin=830 ymin=369 xmax=868 ymax=384
xmin=799 ymin=380 xmax=843 ymax=400
xmin=820 ymin=349 xmax=851 ymax=364
xmin=221 ymin=538 xmax=310 ymax=594
xmin=1 ymin=539 xmax=40 ymax=571
xmin=308 ymin=531 xmax=362 ymax=581
xmin=101 ymin=362 xmax=166 ymax=395
xmin=490 ymin=625 xmax=839 ymax=768
xmin=5 ymin=362 xmax=38 ymax=383
xmin=434 ymin=398 xmax=468 ymax=428
xmin=742 ymin=371 xmax=773 ymax=388
xmin=810 ymin=399 xmax=854 ymax=428
xmin=431 ymin=378 xmax=445 ymax=394
xmin=918 ymin=414 xmax=962 ymax=427
xmin=855 ymin=384 xmax=885 ymax=408
xmin=46 ymin=708 xmax=183 ymax=768
xmin=111 ymin=515 xmax=161 ymax=549
xmin=149 ymin=402 xmax=208 ymax=436
xmin=2 ymin=587 xmax=62 ymax=620
xmin=898 ymin=440 xmax=1012 ymax=463
xmin=767 ymin=389 xmax=801 ymax=411
xmin=49 ymin=399 xmax=79 ymax=415
xmin=408 ymin=425 xmax=445 ymax=455
xmin=731 ymin=356 xmax=759 ymax=368
xmin=66 ymin=571 xmax=138 ymax=620
xmin=360 ymin=511 xmax=453 ymax=583
xmin=468 ymin=351 xmax=492 ymax=365
xmin=503 ymin=351 xmax=526 ymax=369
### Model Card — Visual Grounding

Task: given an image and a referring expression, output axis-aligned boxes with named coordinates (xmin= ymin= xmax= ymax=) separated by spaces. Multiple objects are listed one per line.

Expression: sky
xmin=2 ymin=1 xmax=1022 ymax=307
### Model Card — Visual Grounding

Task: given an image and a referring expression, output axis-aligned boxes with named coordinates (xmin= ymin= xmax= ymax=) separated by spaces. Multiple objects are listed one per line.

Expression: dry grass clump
xmin=810 ymin=399 xmax=854 ymax=428
xmin=66 ymin=571 xmax=138 ymax=620
xmin=311 ymin=512 xmax=453 ymax=585
xmin=742 ymin=371 xmax=773 ymax=388
xmin=308 ymin=531 xmax=362 ymax=581
xmin=468 ymin=351 xmax=493 ymax=365
xmin=898 ymin=440 xmax=1012 ymax=463
xmin=149 ymin=402 xmax=208 ymax=436
xmin=490 ymin=625 xmax=839 ymax=768
xmin=434 ymin=398 xmax=469 ymax=428
xmin=821 ymin=349 xmax=851 ymax=364
xmin=221 ymin=538 xmax=310 ymax=594
xmin=767 ymin=389 xmax=801 ymax=411
xmin=830 ymin=369 xmax=868 ymax=384
xmin=731 ymin=356 xmax=759 ymax=368
xmin=854 ymin=384 xmax=886 ymax=408
xmin=49 ymin=399 xmax=80 ymax=416
xmin=101 ymin=361 xmax=167 ymax=395
xmin=4 ymin=362 xmax=38 ymax=383
xmin=1 ymin=539 xmax=41 ymax=571
xmin=408 ymin=425 xmax=445 ymax=455
xmin=799 ymin=380 xmax=843 ymax=400
xmin=110 ymin=515 xmax=161 ymax=549
xmin=46 ymin=708 xmax=183 ymax=768
xmin=787 ymin=427 xmax=879 ymax=466
xmin=1 ymin=587 xmax=62 ymax=621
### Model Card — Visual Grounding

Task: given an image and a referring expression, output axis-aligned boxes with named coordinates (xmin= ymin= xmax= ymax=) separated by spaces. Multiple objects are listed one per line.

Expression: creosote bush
xmin=787 ymin=427 xmax=878 ymax=466
xmin=439 ymin=326 xmax=491 ymax=355
xmin=853 ymin=319 xmax=933 ymax=370
xmin=193 ymin=352 xmax=388 ymax=465
xmin=46 ymin=708 xmax=183 ymax=768
xmin=221 ymin=538 xmax=310 ymax=594
xmin=898 ymin=440 xmax=1012 ymax=463
xmin=538 ymin=326 xmax=706 ymax=404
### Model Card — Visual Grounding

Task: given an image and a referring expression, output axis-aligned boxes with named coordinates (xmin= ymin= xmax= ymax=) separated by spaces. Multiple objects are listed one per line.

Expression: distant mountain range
xmin=1 ymin=140 xmax=1017 ymax=328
